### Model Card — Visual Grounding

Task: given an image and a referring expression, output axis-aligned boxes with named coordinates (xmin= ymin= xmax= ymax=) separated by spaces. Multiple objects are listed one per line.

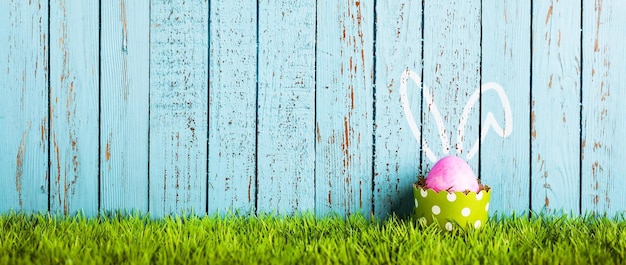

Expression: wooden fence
xmin=1 ymin=0 xmax=624 ymax=219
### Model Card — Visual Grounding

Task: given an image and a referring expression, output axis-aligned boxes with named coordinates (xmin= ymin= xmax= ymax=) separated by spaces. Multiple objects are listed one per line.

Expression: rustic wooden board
xmin=422 ymin=0 xmax=482 ymax=171
xmin=207 ymin=0 xmax=257 ymax=215
xmin=373 ymin=0 xmax=423 ymax=219
xmin=4 ymin=1 xmax=626 ymax=219
xmin=581 ymin=0 xmax=626 ymax=216
xmin=49 ymin=0 xmax=100 ymax=215
xmin=100 ymin=0 xmax=150 ymax=213
xmin=480 ymin=0 xmax=531 ymax=215
xmin=315 ymin=0 xmax=374 ymax=217
xmin=531 ymin=0 xmax=581 ymax=214
xmin=0 ymin=0 xmax=49 ymax=213
xmin=257 ymin=0 xmax=316 ymax=215
xmin=149 ymin=0 xmax=209 ymax=217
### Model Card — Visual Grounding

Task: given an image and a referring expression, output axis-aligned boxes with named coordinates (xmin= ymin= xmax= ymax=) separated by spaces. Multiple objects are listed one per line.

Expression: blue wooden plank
xmin=373 ymin=0 xmax=423 ymax=219
xmin=480 ymin=0 xmax=531 ymax=215
xmin=531 ymin=0 xmax=581 ymax=214
xmin=49 ymin=0 xmax=100 ymax=216
xmin=581 ymin=0 xmax=626 ymax=216
xmin=100 ymin=0 xmax=150 ymax=213
xmin=257 ymin=0 xmax=316 ymax=215
xmin=207 ymin=0 xmax=257 ymax=215
xmin=149 ymin=0 xmax=209 ymax=217
xmin=315 ymin=0 xmax=374 ymax=217
xmin=0 ymin=0 xmax=49 ymax=213
xmin=422 ymin=0 xmax=482 ymax=171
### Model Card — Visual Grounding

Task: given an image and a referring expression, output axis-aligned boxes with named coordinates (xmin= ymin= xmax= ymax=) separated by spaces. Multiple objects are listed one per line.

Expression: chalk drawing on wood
xmin=480 ymin=0 xmax=531 ymax=216
xmin=400 ymin=69 xmax=513 ymax=163
xmin=373 ymin=0 xmax=424 ymax=219
xmin=422 ymin=0 xmax=481 ymax=171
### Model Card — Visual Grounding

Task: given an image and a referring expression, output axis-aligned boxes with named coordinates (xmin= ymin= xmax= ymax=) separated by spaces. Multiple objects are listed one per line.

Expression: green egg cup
xmin=413 ymin=184 xmax=491 ymax=231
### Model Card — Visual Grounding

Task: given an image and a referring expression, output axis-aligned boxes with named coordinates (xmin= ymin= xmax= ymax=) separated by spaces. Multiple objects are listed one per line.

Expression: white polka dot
xmin=474 ymin=220 xmax=481 ymax=229
xmin=461 ymin=207 xmax=471 ymax=217
xmin=420 ymin=188 xmax=428 ymax=197
xmin=432 ymin=205 xmax=441 ymax=215
xmin=445 ymin=222 xmax=453 ymax=231
xmin=485 ymin=203 xmax=490 ymax=212
xmin=476 ymin=192 xmax=484 ymax=200
xmin=414 ymin=199 xmax=419 ymax=208
xmin=447 ymin=193 xmax=456 ymax=202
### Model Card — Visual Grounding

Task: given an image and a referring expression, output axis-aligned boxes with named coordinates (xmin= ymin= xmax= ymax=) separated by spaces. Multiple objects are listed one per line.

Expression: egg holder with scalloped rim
xmin=413 ymin=176 xmax=491 ymax=231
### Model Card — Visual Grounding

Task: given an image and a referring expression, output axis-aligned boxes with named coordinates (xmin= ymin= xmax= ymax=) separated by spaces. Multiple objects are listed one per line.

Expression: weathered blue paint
xmin=581 ymin=0 xmax=626 ymax=216
xmin=256 ymin=0 xmax=316 ymax=215
xmin=208 ymin=0 xmax=257 ymax=215
xmin=149 ymin=0 xmax=209 ymax=217
xmin=373 ymin=0 xmax=423 ymax=219
xmin=100 ymin=0 xmax=150 ymax=213
xmin=480 ymin=0 xmax=531 ymax=215
xmin=49 ymin=0 xmax=99 ymax=216
xmin=422 ymin=0 xmax=482 ymax=171
xmin=315 ymin=0 xmax=374 ymax=217
xmin=0 ymin=0 xmax=49 ymax=213
xmin=531 ymin=0 xmax=581 ymax=214
xmin=1 ymin=0 xmax=626 ymax=218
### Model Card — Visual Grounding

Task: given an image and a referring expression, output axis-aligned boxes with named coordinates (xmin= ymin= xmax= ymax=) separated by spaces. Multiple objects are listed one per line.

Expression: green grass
xmin=1 ymin=212 xmax=625 ymax=264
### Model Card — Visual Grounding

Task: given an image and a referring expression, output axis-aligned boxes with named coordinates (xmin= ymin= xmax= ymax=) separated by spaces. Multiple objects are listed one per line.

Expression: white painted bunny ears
xmin=399 ymin=69 xmax=513 ymax=163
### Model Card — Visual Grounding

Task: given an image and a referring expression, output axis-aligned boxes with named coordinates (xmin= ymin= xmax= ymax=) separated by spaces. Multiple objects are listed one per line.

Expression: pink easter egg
xmin=425 ymin=156 xmax=479 ymax=193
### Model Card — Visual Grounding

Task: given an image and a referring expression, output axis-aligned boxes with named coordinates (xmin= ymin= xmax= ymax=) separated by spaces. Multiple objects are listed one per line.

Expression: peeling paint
xmin=359 ymin=179 xmax=363 ymax=208
xmin=594 ymin=0 xmax=603 ymax=52
xmin=531 ymin=111 xmax=537 ymax=138
xmin=548 ymin=74 xmax=553 ymax=88
xmin=15 ymin=122 xmax=31 ymax=208
xmin=5 ymin=0 xmax=622 ymax=219
xmin=120 ymin=0 xmax=128 ymax=52
xmin=105 ymin=143 xmax=111 ymax=161
xmin=248 ymin=176 xmax=252 ymax=203
xmin=328 ymin=192 xmax=332 ymax=205
xmin=545 ymin=5 xmax=553 ymax=24
xmin=53 ymin=134 xmax=61 ymax=205
xmin=316 ymin=123 xmax=321 ymax=143
xmin=593 ymin=141 xmax=602 ymax=150
xmin=342 ymin=117 xmax=350 ymax=159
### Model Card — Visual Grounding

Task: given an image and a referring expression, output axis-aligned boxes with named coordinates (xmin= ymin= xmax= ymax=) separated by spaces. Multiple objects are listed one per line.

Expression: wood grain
xmin=2 ymin=1 xmax=626 ymax=218
xmin=149 ymin=0 xmax=209 ymax=217
xmin=422 ymin=0 xmax=482 ymax=171
xmin=480 ymin=0 xmax=531 ymax=215
xmin=531 ymin=0 xmax=581 ymax=214
xmin=315 ymin=0 xmax=374 ymax=218
xmin=257 ymin=0 xmax=316 ymax=215
xmin=0 ymin=0 xmax=49 ymax=213
xmin=100 ymin=0 xmax=150 ymax=213
xmin=208 ymin=0 xmax=257 ymax=215
xmin=581 ymin=0 xmax=626 ymax=216
xmin=373 ymin=0 xmax=423 ymax=219
xmin=49 ymin=0 xmax=99 ymax=216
